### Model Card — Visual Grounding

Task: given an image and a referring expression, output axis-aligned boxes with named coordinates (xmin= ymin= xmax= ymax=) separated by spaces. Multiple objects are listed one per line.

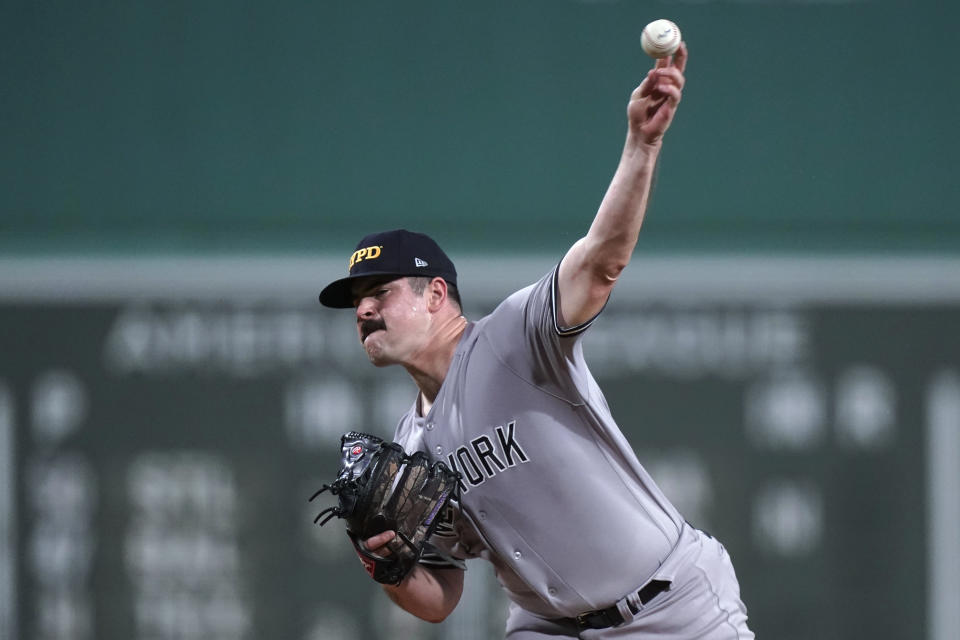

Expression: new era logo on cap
xmin=318 ymin=229 xmax=458 ymax=308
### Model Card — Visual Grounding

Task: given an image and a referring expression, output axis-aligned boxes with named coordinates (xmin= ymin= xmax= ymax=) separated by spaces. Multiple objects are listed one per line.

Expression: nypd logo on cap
xmin=318 ymin=229 xmax=458 ymax=308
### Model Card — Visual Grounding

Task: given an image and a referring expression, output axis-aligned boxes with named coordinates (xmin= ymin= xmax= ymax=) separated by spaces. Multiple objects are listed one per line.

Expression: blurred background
xmin=1 ymin=1 xmax=958 ymax=639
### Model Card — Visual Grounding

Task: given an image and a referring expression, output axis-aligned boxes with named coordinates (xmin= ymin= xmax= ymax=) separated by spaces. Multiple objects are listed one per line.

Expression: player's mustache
xmin=359 ymin=318 xmax=387 ymax=342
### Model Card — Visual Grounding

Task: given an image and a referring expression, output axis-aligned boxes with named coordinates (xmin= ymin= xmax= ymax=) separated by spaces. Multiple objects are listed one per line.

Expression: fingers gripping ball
xmin=641 ymin=19 xmax=681 ymax=59
xmin=310 ymin=432 xmax=462 ymax=586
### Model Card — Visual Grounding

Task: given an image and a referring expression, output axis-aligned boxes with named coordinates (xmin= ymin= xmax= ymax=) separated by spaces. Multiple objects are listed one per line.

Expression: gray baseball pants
xmin=504 ymin=525 xmax=754 ymax=639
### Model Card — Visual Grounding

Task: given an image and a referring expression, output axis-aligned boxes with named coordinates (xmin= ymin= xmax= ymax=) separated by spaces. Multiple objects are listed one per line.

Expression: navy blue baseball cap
xmin=319 ymin=229 xmax=458 ymax=308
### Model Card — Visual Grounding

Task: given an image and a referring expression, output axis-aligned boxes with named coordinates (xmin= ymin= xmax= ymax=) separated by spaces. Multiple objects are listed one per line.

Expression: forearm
xmin=585 ymin=136 xmax=662 ymax=275
xmin=381 ymin=565 xmax=464 ymax=624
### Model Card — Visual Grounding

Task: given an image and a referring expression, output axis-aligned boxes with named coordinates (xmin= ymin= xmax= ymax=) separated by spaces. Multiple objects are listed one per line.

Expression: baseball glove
xmin=310 ymin=431 xmax=462 ymax=585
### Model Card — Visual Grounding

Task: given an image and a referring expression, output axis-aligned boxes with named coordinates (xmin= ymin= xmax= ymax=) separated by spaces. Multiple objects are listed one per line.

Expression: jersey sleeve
xmin=417 ymin=501 xmax=478 ymax=570
xmin=418 ymin=543 xmax=467 ymax=570
xmin=499 ymin=262 xmax=605 ymax=339
xmin=548 ymin=260 xmax=608 ymax=337
xmin=479 ymin=263 xmax=605 ymax=404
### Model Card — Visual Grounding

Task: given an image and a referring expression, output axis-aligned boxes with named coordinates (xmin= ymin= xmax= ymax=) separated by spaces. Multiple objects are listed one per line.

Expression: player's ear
xmin=426 ymin=277 xmax=448 ymax=312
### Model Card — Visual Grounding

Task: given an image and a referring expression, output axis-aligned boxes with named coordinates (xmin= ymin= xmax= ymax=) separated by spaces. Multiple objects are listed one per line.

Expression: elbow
xmin=587 ymin=255 xmax=627 ymax=287
xmin=418 ymin=585 xmax=462 ymax=624
xmin=601 ymin=259 xmax=627 ymax=283
xmin=427 ymin=589 xmax=462 ymax=623
xmin=422 ymin=611 xmax=451 ymax=624
xmin=414 ymin=602 xmax=456 ymax=624
xmin=580 ymin=237 xmax=630 ymax=283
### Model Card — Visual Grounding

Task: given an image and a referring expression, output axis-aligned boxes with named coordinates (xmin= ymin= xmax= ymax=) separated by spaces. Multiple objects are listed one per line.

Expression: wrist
xmin=621 ymin=136 xmax=661 ymax=169
xmin=625 ymin=131 xmax=663 ymax=154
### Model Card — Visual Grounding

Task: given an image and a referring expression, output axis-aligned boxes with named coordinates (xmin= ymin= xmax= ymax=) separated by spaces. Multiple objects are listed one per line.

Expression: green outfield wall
xmin=2 ymin=0 xmax=957 ymax=255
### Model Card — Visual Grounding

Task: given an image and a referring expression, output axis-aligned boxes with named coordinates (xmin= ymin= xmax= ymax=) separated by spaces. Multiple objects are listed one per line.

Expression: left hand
xmin=628 ymin=42 xmax=688 ymax=145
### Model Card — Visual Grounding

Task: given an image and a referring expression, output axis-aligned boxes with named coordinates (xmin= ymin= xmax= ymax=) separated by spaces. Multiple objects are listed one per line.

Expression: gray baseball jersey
xmin=393 ymin=267 xmax=752 ymax=637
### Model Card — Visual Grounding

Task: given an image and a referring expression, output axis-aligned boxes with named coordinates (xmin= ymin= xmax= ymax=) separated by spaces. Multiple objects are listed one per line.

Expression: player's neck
xmin=407 ymin=314 xmax=468 ymax=415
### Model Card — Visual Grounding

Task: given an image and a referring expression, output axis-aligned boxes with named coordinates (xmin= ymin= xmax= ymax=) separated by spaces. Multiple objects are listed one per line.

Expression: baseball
xmin=641 ymin=19 xmax=681 ymax=59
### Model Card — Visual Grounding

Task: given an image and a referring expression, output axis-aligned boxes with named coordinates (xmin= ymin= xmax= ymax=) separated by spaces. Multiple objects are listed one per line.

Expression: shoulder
xmin=482 ymin=268 xmax=555 ymax=326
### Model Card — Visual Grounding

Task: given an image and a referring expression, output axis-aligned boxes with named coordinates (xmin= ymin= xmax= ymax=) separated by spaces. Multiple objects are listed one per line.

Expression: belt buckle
xmin=575 ymin=608 xmax=621 ymax=630
xmin=575 ymin=611 xmax=595 ymax=629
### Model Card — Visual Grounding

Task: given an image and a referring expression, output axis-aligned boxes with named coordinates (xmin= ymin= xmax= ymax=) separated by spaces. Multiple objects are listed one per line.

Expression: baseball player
xmin=319 ymin=43 xmax=754 ymax=638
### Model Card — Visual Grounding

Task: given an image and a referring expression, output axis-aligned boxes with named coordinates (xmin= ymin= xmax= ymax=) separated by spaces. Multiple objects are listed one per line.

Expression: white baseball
xmin=641 ymin=19 xmax=681 ymax=59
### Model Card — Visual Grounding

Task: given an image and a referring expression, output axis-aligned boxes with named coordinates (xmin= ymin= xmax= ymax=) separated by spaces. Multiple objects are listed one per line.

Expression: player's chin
xmin=362 ymin=341 xmax=392 ymax=367
xmin=366 ymin=354 xmax=393 ymax=368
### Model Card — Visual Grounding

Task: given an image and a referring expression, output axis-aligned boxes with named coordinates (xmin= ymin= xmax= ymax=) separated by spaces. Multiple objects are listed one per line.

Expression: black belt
xmin=574 ymin=580 xmax=671 ymax=630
